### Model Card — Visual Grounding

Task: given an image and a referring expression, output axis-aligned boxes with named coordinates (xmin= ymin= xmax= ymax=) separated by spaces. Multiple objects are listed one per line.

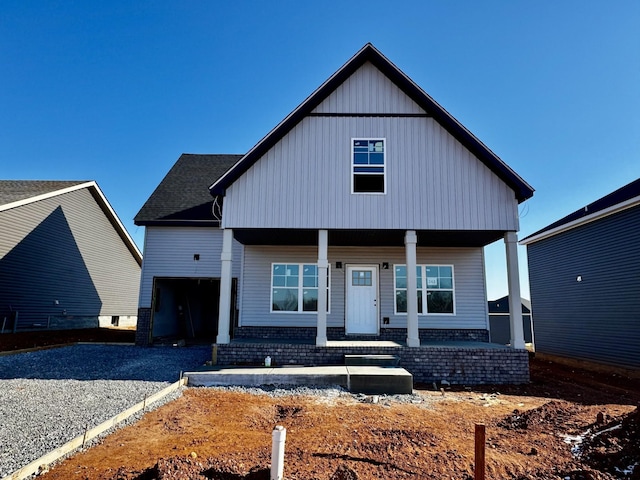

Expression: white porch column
xmin=216 ymin=228 xmax=233 ymax=344
xmin=316 ymin=229 xmax=329 ymax=346
xmin=405 ymin=230 xmax=420 ymax=347
xmin=504 ymin=231 xmax=525 ymax=349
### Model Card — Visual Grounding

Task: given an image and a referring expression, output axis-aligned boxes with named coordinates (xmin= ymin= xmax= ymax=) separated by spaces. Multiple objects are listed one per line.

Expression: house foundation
xmin=213 ymin=340 xmax=530 ymax=385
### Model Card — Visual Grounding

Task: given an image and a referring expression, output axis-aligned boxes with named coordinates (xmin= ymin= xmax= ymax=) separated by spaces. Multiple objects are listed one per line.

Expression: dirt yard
xmin=2 ymin=330 xmax=639 ymax=479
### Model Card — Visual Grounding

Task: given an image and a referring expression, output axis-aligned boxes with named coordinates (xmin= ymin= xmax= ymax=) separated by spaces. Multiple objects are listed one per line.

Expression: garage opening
xmin=150 ymin=277 xmax=237 ymax=344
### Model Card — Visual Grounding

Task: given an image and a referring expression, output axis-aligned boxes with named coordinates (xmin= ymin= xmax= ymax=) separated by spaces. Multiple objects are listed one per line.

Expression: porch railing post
xmin=216 ymin=228 xmax=233 ymax=344
xmin=504 ymin=231 xmax=525 ymax=349
xmin=405 ymin=230 xmax=420 ymax=347
xmin=316 ymin=229 xmax=328 ymax=346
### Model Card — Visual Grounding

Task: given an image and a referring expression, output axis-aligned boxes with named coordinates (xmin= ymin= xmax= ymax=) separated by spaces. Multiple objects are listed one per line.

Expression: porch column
xmin=316 ymin=229 xmax=328 ymax=346
xmin=216 ymin=228 xmax=233 ymax=344
xmin=405 ymin=230 xmax=420 ymax=347
xmin=504 ymin=231 xmax=525 ymax=349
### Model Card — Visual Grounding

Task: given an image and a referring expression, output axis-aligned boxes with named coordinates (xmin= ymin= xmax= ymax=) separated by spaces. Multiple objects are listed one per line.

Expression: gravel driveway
xmin=0 ymin=344 xmax=211 ymax=477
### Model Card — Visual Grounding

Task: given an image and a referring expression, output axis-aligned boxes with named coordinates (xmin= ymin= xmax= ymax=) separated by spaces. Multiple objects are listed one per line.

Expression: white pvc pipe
xmin=271 ymin=425 xmax=286 ymax=480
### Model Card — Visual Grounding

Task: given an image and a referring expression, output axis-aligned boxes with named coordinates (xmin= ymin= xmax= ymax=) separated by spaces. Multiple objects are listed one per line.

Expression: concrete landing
xmin=184 ymin=365 xmax=413 ymax=395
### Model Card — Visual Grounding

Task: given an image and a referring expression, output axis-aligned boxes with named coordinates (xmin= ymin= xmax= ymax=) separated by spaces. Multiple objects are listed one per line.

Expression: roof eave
xmin=520 ymin=194 xmax=640 ymax=245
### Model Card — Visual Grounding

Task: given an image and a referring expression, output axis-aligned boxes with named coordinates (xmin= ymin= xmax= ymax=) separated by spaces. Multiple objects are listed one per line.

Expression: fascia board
xmin=520 ymin=195 xmax=640 ymax=245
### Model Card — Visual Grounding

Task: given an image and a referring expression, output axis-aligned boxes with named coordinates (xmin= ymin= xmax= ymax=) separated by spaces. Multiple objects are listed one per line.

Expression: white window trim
xmin=270 ymin=263 xmax=331 ymax=314
xmin=350 ymin=137 xmax=387 ymax=195
xmin=393 ymin=264 xmax=456 ymax=316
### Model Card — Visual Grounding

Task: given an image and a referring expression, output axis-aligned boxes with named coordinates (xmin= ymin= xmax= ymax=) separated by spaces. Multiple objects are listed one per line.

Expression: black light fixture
xmin=193 ymin=254 xmax=200 ymax=261
xmin=336 ymin=262 xmax=343 ymax=269
xmin=382 ymin=262 xmax=389 ymax=269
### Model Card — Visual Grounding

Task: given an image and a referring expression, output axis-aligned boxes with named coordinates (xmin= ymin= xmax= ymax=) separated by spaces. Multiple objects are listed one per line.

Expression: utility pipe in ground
xmin=271 ymin=425 xmax=286 ymax=480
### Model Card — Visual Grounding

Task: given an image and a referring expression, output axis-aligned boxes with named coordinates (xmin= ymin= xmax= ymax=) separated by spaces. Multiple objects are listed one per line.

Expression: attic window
xmin=352 ymin=139 xmax=385 ymax=194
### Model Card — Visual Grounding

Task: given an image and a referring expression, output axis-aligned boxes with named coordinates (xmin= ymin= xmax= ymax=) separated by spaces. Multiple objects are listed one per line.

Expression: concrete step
xmin=184 ymin=365 xmax=413 ymax=395
xmin=344 ymin=354 xmax=400 ymax=367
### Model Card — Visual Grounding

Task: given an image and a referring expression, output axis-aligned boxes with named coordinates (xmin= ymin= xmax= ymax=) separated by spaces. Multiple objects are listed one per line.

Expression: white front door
xmin=346 ymin=265 xmax=379 ymax=334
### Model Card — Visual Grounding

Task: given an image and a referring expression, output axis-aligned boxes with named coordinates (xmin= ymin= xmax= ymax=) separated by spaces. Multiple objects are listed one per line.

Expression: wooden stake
xmin=475 ymin=423 xmax=485 ymax=480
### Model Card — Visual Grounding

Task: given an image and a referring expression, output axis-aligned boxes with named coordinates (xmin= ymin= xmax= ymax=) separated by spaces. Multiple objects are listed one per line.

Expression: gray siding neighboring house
xmin=521 ymin=178 xmax=640 ymax=367
xmin=135 ymin=44 xmax=535 ymax=358
xmin=488 ymin=296 xmax=533 ymax=346
xmin=0 ymin=181 xmax=142 ymax=331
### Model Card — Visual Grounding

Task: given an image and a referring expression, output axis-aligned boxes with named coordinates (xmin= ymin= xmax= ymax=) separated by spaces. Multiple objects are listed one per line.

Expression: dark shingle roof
xmin=488 ymin=296 xmax=531 ymax=314
xmin=0 ymin=180 xmax=88 ymax=207
xmin=522 ymin=177 xmax=640 ymax=242
xmin=134 ymin=154 xmax=242 ymax=225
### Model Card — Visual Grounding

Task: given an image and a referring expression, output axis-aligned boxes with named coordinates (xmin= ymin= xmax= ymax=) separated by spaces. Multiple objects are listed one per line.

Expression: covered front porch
xmin=215 ymin=228 xmax=527 ymax=350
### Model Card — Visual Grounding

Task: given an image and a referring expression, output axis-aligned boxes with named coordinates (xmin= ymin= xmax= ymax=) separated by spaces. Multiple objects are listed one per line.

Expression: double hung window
xmin=352 ymin=139 xmax=385 ymax=193
xmin=271 ymin=263 xmax=330 ymax=313
xmin=394 ymin=265 xmax=455 ymax=315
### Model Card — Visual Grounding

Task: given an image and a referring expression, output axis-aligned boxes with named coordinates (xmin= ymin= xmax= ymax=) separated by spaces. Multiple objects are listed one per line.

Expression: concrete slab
xmin=184 ymin=365 xmax=413 ymax=394
xmin=346 ymin=366 xmax=413 ymax=395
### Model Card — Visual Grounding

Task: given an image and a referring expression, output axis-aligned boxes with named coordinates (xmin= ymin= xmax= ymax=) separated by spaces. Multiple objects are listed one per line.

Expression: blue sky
xmin=2 ymin=1 xmax=639 ymax=300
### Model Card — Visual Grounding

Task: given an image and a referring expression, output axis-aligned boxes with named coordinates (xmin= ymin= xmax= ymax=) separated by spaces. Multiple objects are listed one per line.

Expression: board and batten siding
xmin=222 ymin=61 xmax=518 ymax=231
xmin=312 ymin=62 xmax=425 ymax=115
xmin=0 ymin=188 xmax=141 ymax=326
xmin=239 ymin=245 xmax=487 ymax=330
xmin=138 ymin=226 xmax=243 ymax=307
xmin=527 ymin=205 xmax=640 ymax=367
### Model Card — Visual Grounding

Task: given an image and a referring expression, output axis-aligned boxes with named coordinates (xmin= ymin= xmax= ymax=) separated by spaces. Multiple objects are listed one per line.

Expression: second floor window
xmin=352 ymin=139 xmax=385 ymax=194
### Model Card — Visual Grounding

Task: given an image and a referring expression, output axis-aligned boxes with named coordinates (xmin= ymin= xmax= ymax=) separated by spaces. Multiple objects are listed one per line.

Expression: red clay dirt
xmin=3 ymin=329 xmax=639 ymax=479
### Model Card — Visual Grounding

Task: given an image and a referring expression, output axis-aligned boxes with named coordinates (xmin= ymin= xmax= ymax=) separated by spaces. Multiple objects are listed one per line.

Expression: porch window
xmin=352 ymin=139 xmax=385 ymax=194
xmin=271 ymin=263 xmax=330 ymax=313
xmin=394 ymin=264 xmax=455 ymax=315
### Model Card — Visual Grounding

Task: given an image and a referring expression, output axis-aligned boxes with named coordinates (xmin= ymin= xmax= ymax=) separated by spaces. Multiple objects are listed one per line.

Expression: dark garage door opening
xmin=150 ymin=278 xmax=236 ymax=344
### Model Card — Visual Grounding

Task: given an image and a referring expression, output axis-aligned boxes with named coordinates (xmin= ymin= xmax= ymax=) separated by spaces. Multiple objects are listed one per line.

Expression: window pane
xmin=439 ymin=266 xmax=452 ymax=278
xmin=396 ymin=290 xmax=407 ymax=313
xmin=302 ymin=289 xmax=318 ymax=312
xmin=354 ymin=152 xmax=369 ymax=165
xmin=286 ymin=265 xmax=299 ymax=276
xmin=285 ymin=275 xmax=299 ymax=287
xmin=416 ymin=266 xmax=422 ymax=289
xmin=273 ymin=276 xmax=286 ymax=287
xmin=302 ymin=276 xmax=317 ymax=287
xmin=273 ymin=264 xmax=285 ymax=275
xmin=417 ymin=290 xmax=423 ymax=314
xmin=427 ymin=291 xmax=453 ymax=314
xmin=440 ymin=278 xmax=453 ymax=289
xmin=272 ymin=289 xmax=298 ymax=311
xmin=370 ymin=152 xmax=384 ymax=165
xmin=395 ymin=265 xmax=406 ymax=276
xmin=396 ymin=277 xmax=407 ymax=288
xmin=354 ymin=174 xmax=384 ymax=193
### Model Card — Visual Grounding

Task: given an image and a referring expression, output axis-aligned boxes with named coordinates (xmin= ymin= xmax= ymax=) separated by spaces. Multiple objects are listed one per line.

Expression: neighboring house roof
xmin=209 ymin=43 xmax=534 ymax=203
xmin=488 ymin=296 xmax=531 ymax=315
xmin=521 ymin=177 xmax=640 ymax=245
xmin=134 ymin=154 xmax=243 ymax=226
xmin=0 ymin=180 xmax=142 ymax=265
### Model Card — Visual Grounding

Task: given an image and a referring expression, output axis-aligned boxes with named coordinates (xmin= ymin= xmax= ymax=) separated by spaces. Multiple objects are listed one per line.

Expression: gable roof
xmin=521 ymin=177 xmax=640 ymax=245
xmin=488 ymin=295 xmax=531 ymax=314
xmin=0 ymin=180 xmax=142 ymax=265
xmin=135 ymin=154 xmax=242 ymax=226
xmin=209 ymin=43 xmax=534 ymax=203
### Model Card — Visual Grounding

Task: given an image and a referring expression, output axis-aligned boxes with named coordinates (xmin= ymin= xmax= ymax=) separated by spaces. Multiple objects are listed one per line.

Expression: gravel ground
xmin=0 ymin=344 xmax=211 ymax=478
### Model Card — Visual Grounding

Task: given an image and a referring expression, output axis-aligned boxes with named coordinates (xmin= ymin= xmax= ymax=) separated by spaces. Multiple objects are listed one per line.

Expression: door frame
xmin=345 ymin=264 xmax=380 ymax=335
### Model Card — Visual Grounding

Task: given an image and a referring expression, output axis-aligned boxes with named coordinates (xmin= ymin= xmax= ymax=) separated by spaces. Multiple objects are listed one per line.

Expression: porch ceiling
xmin=233 ymin=229 xmax=505 ymax=247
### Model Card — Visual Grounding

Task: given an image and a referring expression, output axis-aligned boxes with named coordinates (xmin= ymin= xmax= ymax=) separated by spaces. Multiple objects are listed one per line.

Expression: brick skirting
xmin=233 ymin=327 xmax=490 ymax=343
xmin=135 ymin=308 xmax=152 ymax=346
xmin=213 ymin=342 xmax=530 ymax=385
